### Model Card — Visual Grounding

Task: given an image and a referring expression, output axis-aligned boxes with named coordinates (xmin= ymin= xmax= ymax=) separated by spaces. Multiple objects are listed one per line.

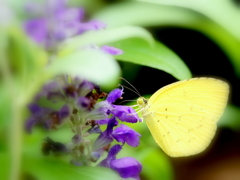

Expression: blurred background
xmin=1 ymin=0 xmax=240 ymax=180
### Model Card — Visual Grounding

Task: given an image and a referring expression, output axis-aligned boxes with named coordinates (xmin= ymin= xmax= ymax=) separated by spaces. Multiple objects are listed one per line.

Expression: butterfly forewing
xmin=143 ymin=78 xmax=229 ymax=157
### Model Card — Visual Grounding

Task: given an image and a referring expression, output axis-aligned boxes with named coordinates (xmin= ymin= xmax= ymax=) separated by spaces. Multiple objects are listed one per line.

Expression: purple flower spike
xmin=101 ymin=45 xmax=123 ymax=55
xmin=106 ymin=88 xmax=123 ymax=104
xmin=92 ymin=117 xmax=118 ymax=151
xmin=112 ymin=105 xmax=140 ymax=123
xmin=110 ymin=157 xmax=142 ymax=180
xmin=113 ymin=124 xmax=141 ymax=147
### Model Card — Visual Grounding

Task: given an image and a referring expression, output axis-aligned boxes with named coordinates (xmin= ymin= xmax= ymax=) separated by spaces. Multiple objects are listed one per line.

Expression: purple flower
xmin=24 ymin=0 xmax=106 ymax=49
xmin=36 ymin=77 xmax=95 ymax=102
xmin=101 ymin=45 xmax=123 ymax=55
xmin=25 ymin=104 xmax=70 ymax=133
xmin=111 ymin=157 xmax=142 ymax=180
xmin=86 ymin=125 xmax=102 ymax=134
xmin=113 ymin=124 xmax=141 ymax=147
xmin=76 ymin=97 xmax=91 ymax=109
xmin=92 ymin=117 xmax=117 ymax=151
xmin=106 ymin=88 xmax=123 ymax=104
xmin=78 ymin=80 xmax=94 ymax=97
xmin=98 ymin=144 xmax=142 ymax=180
xmin=82 ymin=101 xmax=111 ymax=120
xmin=35 ymin=81 xmax=65 ymax=102
xmin=112 ymin=105 xmax=141 ymax=123
xmin=103 ymin=88 xmax=141 ymax=123
xmin=25 ymin=19 xmax=48 ymax=44
xmin=95 ymin=119 xmax=110 ymax=125
xmin=78 ymin=20 xmax=107 ymax=34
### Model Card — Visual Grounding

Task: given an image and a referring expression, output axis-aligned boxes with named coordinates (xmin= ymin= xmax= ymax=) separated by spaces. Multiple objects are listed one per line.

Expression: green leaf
xmin=93 ymin=1 xmax=240 ymax=76
xmin=1 ymin=27 xmax=47 ymax=88
xmin=47 ymin=50 xmax=121 ymax=89
xmin=22 ymin=156 xmax=121 ymax=180
xmin=59 ymin=26 xmax=154 ymax=56
xmin=0 ymin=152 xmax=10 ymax=180
xmin=0 ymin=85 xmax=11 ymax=127
xmin=110 ymin=38 xmax=191 ymax=80
xmin=137 ymin=0 xmax=240 ymax=40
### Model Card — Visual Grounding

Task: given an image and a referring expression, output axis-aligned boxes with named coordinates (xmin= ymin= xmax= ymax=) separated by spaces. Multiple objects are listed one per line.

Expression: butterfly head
xmin=137 ymin=97 xmax=148 ymax=108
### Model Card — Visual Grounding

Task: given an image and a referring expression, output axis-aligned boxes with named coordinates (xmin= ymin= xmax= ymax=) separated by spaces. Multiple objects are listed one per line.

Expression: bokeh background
xmin=1 ymin=0 xmax=240 ymax=180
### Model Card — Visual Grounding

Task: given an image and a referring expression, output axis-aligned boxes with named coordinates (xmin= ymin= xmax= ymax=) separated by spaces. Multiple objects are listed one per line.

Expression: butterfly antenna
xmin=119 ymin=77 xmax=142 ymax=97
xmin=118 ymin=99 xmax=137 ymax=105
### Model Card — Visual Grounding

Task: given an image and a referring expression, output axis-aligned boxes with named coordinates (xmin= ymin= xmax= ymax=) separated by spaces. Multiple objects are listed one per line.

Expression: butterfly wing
xmin=143 ymin=78 xmax=229 ymax=157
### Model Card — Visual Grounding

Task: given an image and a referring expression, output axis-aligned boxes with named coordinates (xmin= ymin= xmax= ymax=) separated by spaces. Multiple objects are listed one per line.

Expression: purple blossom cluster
xmin=24 ymin=0 xmax=139 ymax=178
xmin=24 ymin=0 xmax=123 ymax=55
xmin=26 ymin=76 xmax=142 ymax=179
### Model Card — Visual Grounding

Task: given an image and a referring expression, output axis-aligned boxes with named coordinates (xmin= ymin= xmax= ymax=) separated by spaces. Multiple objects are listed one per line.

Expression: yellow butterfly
xmin=137 ymin=77 xmax=229 ymax=157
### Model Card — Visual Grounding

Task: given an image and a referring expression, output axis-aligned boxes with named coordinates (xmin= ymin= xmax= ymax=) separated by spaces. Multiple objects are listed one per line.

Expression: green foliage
xmin=109 ymin=38 xmax=191 ymax=80
xmin=94 ymin=0 xmax=240 ymax=76
xmin=48 ymin=50 xmax=121 ymax=89
xmin=1 ymin=0 xmax=240 ymax=180
xmin=22 ymin=157 xmax=121 ymax=180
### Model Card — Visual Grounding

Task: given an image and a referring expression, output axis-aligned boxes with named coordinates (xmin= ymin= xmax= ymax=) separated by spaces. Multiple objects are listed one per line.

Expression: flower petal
xmin=112 ymin=105 xmax=140 ymax=123
xmin=101 ymin=45 xmax=123 ymax=55
xmin=106 ymin=88 xmax=123 ymax=104
xmin=24 ymin=18 xmax=48 ymax=44
xmin=76 ymin=97 xmax=91 ymax=109
xmin=59 ymin=105 xmax=70 ymax=119
xmin=110 ymin=157 xmax=142 ymax=180
xmin=92 ymin=117 xmax=117 ymax=151
xmin=98 ymin=144 xmax=122 ymax=168
xmin=113 ymin=124 xmax=141 ymax=147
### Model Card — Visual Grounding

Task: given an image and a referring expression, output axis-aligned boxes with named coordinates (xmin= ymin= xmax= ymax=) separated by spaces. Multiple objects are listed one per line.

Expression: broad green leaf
xmin=22 ymin=156 xmax=121 ymax=180
xmin=137 ymin=0 xmax=240 ymax=40
xmin=0 ymin=152 xmax=10 ymax=180
xmin=60 ymin=26 xmax=154 ymax=56
xmin=93 ymin=1 xmax=240 ymax=76
xmin=2 ymin=27 xmax=47 ymax=88
xmin=0 ymin=84 xmax=11 ymax=127
xmin=47 ymin=50 xmax=121 ymax=89
xmin=110 ymin=38 xmax=191 ymax=80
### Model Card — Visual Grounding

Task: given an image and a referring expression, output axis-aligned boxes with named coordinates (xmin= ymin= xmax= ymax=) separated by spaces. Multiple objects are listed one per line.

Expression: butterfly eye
xmin=143 ymin=98 xmax=148 ymax=104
